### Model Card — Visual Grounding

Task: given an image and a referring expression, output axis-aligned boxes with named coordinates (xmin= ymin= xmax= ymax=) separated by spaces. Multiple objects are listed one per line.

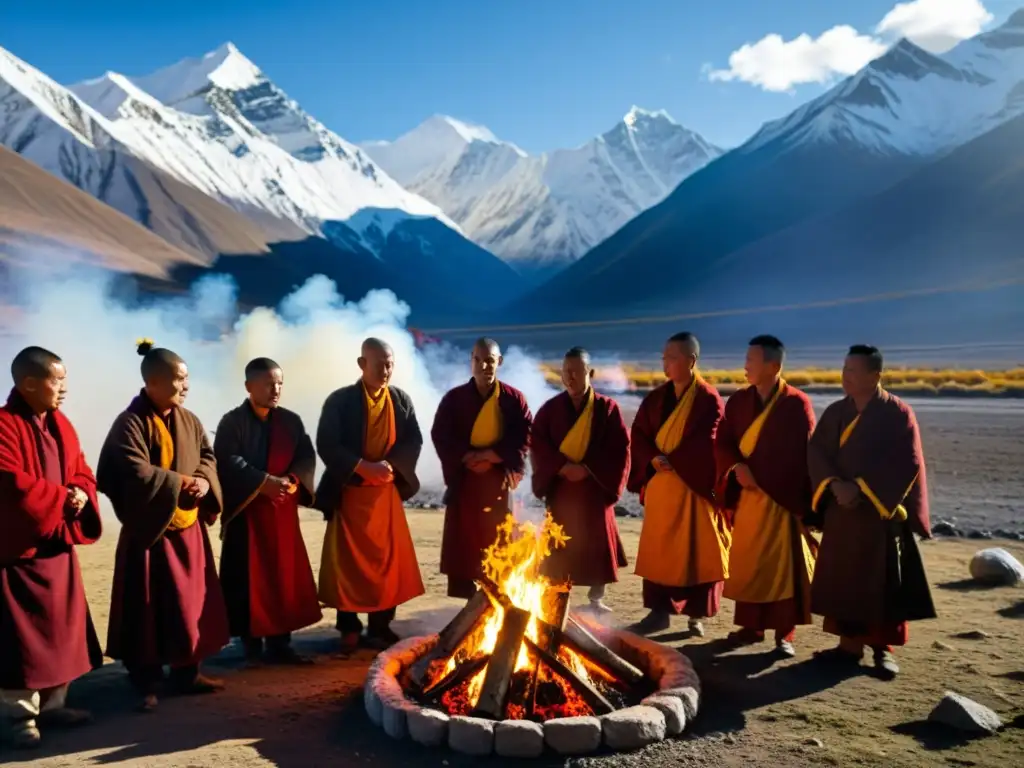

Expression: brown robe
xmin=97 ymin=391 xmax=229 ymax=669
xmin=0 ymin=389 xmax=103 ymax=690
xmin=807 ymin=389 xmax=935 ymax=644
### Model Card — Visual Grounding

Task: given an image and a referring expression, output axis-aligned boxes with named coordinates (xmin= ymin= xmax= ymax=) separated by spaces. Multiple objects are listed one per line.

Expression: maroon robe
xmin=0 ymin=389 xmax=103 ymax=691
xmin=714 ymin=382 xmax=817 ymax=634
xmin=808 ymin=389 xmax=935 ymax=647
xmin=97 ymin=392 xmax=229 ymax=671
xmin=628 ymin=378 xmax=725 ymax=617
xmin=531 ymin=390 xmax=629 ymax=586
xmin=215 ymin=402 xmax=321 ymax=639
xmin=431 ymin=379 xmax=532 ymax=598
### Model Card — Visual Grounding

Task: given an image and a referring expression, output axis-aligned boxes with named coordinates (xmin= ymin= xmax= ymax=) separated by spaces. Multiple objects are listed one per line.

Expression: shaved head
xmin=361 ymin=337 xmax=393 ymax=357
xmin=11 ymin=346 xmax=61 ymax=385
xmin=561 ymin=346 xmax=593 ymax=398
xmin=359 ymin=337 xmax=395 ymax=391
xmin=245 ymin=357 xmax=284 ymax=410
xmin=667 ymin=331 xmax=700 ymax=360
xmin=471 ymin=336 xmax=503 ymax=391
xmin=663 ymin=331 xmax=700 ymax=385
xmin=473 ymin=336 xmax=500 ymax=356
xmin=245 ymin=357 xmax=281 ymax=381
xmin=11 ymin=346 xmax=67 ymax=413
xmin=564 ymin=346 xmax=592 ymax=367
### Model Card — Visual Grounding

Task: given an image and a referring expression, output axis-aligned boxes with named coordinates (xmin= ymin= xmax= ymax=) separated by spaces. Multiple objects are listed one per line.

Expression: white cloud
xmin=705 ymin=0 xmax=994 ymax=92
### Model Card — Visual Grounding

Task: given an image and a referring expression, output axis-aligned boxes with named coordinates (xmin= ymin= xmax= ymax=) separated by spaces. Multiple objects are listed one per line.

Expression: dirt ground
xmin=4 ymin=511 xmax=1022 ymax=768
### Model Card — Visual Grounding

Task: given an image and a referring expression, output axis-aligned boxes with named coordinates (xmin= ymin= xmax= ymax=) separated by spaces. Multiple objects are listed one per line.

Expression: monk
xmin=715 ymin=335 xmax=817 ymax=657
xmin=808 ymin=344 xmax=935 ymax=679
xmin=628 ymin=332 xmax=729 ymax=637
xmin=215 ymin=358 xmax=321 ymax=665
xmin=97 ymin=340 xmax=229 ymax=711
xmin=531 ymin=347 xmax=629 ymax=613
xmin=315 ymin=338 xmax=424 ymax=650
xmin=0 ymin=347 xmax=103 ymax=749
xmin=431 ymin=337 xmax=533 ymax=598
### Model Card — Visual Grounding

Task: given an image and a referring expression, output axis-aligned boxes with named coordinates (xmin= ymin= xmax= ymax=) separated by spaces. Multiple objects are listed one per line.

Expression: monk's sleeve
xmin=65 ymin=445 xmax=102 ymax=546
xmin=0 ymin=417 xmax=69 ymax=557
xmin=316 ymin=390 xmax=361 ymax=482
xmin=528 ymin=402 xmax=564 ymax=500
xmin=583 ymin=401 xmax=630 ymax=504
xmin=287 ymin=417 xmax=317 ymax=507
xmin=494 ymin=390 xmax=532 ymax=476
xmin=855 ymin=404 xmax=929 ymax=533
xmin=430 ymin=390 xmax=465 ymax=488
xmin=807 ymin=404 xmax=843 ymax=515
xmin=96 ymin=412 xmax=184 ymax=547
xmin=192 ymin=420 xmax=223 ymax=525
xmin=714 ymin=398 xmax=744 ymax=481
xmin=389 ymin=393 xmax=423 ymax=490
xmin=627 ymin=396 xmax=659 ymax=494
xmin=666 ymin=389 xmax=723 ymax=497
xmin=214 ymin=411 xmax=268 ymax=517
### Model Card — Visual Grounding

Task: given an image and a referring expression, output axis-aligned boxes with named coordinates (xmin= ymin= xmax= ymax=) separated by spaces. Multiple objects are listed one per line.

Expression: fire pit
xmin=362 ymin=513 xmax=701 ymax=756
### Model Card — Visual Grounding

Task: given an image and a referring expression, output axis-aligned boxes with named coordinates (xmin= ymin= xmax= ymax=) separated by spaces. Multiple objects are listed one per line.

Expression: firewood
xmin=409 ymin=589 xmax=492 ymax=688
xmin=419 ymin=654 xmax=489 ymax=700
xmin=528 ymin=588 xmax=572 ymax=717
xmin=562 ymin=616 xmax=644 ymax=685
xmin=471 ymin=604 xmax=531 ymax=720
xmin=524 ymin=636 xmax=614 ymax=716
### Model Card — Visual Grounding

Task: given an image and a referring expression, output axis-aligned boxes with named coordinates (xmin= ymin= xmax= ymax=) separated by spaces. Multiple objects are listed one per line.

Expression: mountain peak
xmin=127 ymin=42 xmax=264 ymax=108
xmin=428 ymin=114 xmax=501 ymax=145
xmin=623 ymin=106 xmax=675 ymax=127
xmin=1003 ymin=9 xmax=1024 ymax=29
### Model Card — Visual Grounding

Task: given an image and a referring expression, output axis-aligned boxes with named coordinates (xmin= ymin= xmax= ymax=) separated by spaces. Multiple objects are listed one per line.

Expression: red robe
xmin=714 ymin=382 xmax=817 ymax=634
xmin=431 ymin=379 xmax=532 ymax=598
xmin=215 ymin=402 xmax=321 ymax=639
xmin=628 ymin=378 xmax=726 ymax=617
xmin=531 ymin=390 xmax=629 ymax=586
xmin=97 ymin=392 xmax=229 ymax=670
xmin=808 ymin=389 xmax=936 ymax=647
xmin=0 ymin=388 xmax=103 ymax=691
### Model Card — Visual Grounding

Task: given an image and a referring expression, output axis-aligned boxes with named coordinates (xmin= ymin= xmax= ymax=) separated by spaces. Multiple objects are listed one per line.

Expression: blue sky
xmin=1 ymin=1 xmax=1016 ymax=152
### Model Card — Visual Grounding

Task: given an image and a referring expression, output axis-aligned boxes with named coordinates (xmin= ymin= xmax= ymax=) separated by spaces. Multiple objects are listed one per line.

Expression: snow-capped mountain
xmin=361 ymin=107 xmax=722 ymax=275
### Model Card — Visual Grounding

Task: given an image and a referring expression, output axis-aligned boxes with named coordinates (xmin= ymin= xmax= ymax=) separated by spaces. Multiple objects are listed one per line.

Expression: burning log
xmin=524 ymin=637 xmax=614 ymax=716
xmin=420 ymin=655 xmax=489 ymax=700
xmin=563 ymin=617 xmax=645 ymax=686
xmin=528 ymin=588 xmax=571 ymax=718
xmin=409 ymin=589 xmax=492 ymax=689
xmin=471 ymin=604 xmax=531 ymax=720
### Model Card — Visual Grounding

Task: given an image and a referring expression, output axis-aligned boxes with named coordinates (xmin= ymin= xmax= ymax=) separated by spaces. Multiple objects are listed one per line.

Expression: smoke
xmin=0 ymin=267 xmax=559 ymax=512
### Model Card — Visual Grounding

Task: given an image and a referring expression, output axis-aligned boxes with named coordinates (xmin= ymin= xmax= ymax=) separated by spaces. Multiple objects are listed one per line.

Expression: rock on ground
xmin=928 ymin=692 xmax=1003 ymax=734
xmin=969 ymin=547 xmax=1024 ymax=586
xmin=601 ymin=705 xmax=667 ymax=750
xmin=407 ymin=707 xmax=449 ymax=747
xmin=448 ymin=715 xmax=495 ymax=755
xmin=543 ymin=715 xmax=603 ymax=755
xmin=642 ymin=694 xmax=687 ymax=736
xmin=494 ymin=720 xmax=544 ymax=758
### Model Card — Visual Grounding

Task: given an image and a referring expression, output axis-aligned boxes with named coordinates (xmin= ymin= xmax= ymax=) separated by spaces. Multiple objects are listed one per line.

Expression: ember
xmin=406 ymin=512 xmax=654 ymax=722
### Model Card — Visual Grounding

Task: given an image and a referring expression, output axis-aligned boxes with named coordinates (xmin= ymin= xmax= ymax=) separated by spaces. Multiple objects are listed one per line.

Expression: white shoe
xmin=688 ymin=619 xmax=705 ymax=637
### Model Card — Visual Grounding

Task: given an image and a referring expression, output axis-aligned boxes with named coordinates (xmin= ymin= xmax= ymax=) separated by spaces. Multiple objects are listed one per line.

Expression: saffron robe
xmin=531 ymin=389 xmax=629 ymax=586
xmin=431 ymin=379 xmax=532 ymax=595
xmin=715 ymin=382 xmax=817 ymax=630
xmin=0 ymin=389 xmax=103 ymax=690
xmin=215 ymin=402 xmax=321 ymax=639
xmin=97 ymin=391 xmax=229 ymax=668
xmin=808 ymin=389 xmax=935 ymax=645
xmin=629 ymin=378 xmax=729 ymax=616
xmin=315 ymin=382 xmax=424 ymax=613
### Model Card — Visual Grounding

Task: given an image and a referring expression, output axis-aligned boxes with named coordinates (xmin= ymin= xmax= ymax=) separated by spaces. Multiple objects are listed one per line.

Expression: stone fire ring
xmin=362 ymin=622 xmax=701 ymax=757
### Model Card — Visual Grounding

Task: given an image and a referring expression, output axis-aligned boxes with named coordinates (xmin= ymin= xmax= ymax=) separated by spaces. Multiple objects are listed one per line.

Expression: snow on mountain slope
xmin=361 ymin=106 xmax=722 ymax=274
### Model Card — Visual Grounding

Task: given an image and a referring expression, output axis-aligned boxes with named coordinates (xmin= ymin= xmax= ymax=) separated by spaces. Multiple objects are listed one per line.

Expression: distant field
xmin=539 ymin=363 xmax=1024 ymax=397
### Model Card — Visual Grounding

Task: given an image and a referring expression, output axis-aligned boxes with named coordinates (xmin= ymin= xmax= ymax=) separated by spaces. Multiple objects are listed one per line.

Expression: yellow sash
xmin=469 ymin=380 xmax=503 ymax=448
xmin=654 ymin=376 xmax=699 ymax=454
xmin=363 ymin=384 xmax=397 ymax=462
xmin=558 ymin=388 xmax=594 ymax=463
xmin=738 ymin=380 xmax=785 ymax=458
xmin=149 ymin=412 xmax=198 ymax=531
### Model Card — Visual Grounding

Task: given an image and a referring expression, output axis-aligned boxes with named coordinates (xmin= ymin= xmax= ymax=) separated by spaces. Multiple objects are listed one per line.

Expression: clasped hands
xmin=260 ymin=474 xmax=299 ymax=499
xmin=829 ymin=479 xmax=862 ymax=508
xmin=356 ymin=459 xmax=394 ymax=486
xmin=463 ymin=449 xmax=501 ymax=475
xmin=177 ymin=475 xmax=211 ymax=507
xmin=64 ymin=485 xmax=88 ymax=514
xmin=558 ymin=462 xmax=589 ymax=482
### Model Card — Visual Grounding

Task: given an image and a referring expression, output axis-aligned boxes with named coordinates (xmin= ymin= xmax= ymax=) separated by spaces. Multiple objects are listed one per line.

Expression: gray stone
xmin=804 ymin=737 xmax=824 ymax=747
xmin=494 ymin=720 xmax=545 ymax=758
xmin=407 ymin=707 xmax=449 ymax=747
xmin=543 ymin=715 xmax=603 ymax=754
xmin=642 ymin=694 xmax=687 ymax=736
xmin=381 ymin=697 xmax=409 ymax=740
xmin=601 ymin=705 xmax=667 ymax=750
xmin=660 ymin=685 xmax=700 ymax=719
xmin=364 ymin=687 xmax=383 ymax=726
xmin=969 ymin=548 xmax=1024 ymax=586
xmin=448 ymin=715 xmax=495 ymax=755
xmin=928 ymin=692 xmax=1003 ymax=734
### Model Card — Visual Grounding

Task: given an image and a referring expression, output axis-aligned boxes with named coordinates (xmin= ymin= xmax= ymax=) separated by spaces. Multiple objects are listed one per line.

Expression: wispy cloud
xmin=703 ymin=0 xmax=995 ymax=93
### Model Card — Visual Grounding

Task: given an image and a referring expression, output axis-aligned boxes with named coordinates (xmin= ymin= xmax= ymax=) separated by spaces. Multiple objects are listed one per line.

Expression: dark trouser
xmin=242 ymin=633 xmax=292 ymax=657
xmin=446 ymin=577 xmax=479 ymax=600
xmin=642 ymin=579 xmax=724 ymax=618
xmin=336 ymin=608 xmax=396 ymax=635
xmin=126 ymin=663 xmax=200 ymax=695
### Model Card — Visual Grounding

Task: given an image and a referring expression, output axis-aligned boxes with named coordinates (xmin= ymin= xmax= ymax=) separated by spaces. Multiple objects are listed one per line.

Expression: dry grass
xmin=540 ymin=364 xmax=1024 ymax=397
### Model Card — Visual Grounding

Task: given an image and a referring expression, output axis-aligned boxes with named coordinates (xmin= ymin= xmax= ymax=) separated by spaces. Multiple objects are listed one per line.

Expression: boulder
xmin=969 ymin=548 xmax=1024 ymax=586
xmin=928 ymin=692 xmax=1003 ymax=734
xmin=601 ymin=705 xmax=667 ymax=750
xmin=642 ymin=694 xmax=687 ymax=736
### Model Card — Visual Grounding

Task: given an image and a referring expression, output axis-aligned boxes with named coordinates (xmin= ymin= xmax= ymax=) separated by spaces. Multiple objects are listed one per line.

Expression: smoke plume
xmin=0 ymin=267 xmax=559 ymax=513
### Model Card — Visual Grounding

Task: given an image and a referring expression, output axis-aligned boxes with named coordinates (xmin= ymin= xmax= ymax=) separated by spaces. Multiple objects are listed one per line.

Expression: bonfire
xmin=405 ymin=512 xmax=655 ymax=721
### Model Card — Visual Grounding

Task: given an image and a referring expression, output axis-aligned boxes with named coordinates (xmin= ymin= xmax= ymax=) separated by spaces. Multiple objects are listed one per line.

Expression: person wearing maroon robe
xmin=97 ymin=341 xmax=230 ymax=711
xmin=531 ymin=347 xmax=629 ymax=613
xmin=628 ymin=332 xmax=729 ymax=637
xmin=715 ymin=335 xmax=817 ymax=657
xmin=808 ymin=344 xmax=935 ymax=679
xmin=215 ymin=358 xmax=321 ymax=665
xmin=431 ymin=337 xmax=533 ymax=599
xmin=1 ymin=347 xmax=103 ymax=749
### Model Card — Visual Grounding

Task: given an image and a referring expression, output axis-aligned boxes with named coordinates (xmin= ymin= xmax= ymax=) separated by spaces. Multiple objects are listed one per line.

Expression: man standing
xmin=98 ymin=340 xmax=229 ymax=711
xmin=808 ymin=344 xmax=935 ymax=678
xmin=531 ymin=347 xmax=630 ymax=613
xmin=715 ymin=335 xmax=817 ymax=657
xmin=0 ymin=347 xmax=103 ymax=749
xmin=316 ymin=338 xmax=425 ymax=650
xmin=431 ymin=337 xmax=533 ymax=598
xmin=628 ymin=332 xmax=729 ymax=637
xmin=215 ymin=358 xmax=321 ymax=665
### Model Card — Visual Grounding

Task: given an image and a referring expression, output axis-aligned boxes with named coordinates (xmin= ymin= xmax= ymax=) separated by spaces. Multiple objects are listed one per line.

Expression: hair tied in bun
xmin=136 ymin=338 xmax=155 ymax=356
